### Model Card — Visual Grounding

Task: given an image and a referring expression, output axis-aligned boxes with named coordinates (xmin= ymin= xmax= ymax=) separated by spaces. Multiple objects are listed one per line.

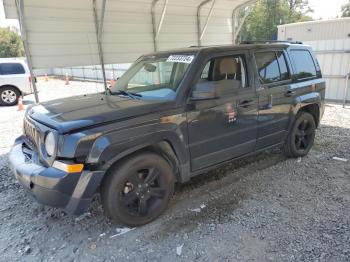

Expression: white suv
xmin=0 ymin=58 xmax=33 ymax=106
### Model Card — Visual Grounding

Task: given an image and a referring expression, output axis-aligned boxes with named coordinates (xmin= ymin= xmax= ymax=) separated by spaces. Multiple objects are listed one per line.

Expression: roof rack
xmin=240 ymin=40 xmax=303 ymax=45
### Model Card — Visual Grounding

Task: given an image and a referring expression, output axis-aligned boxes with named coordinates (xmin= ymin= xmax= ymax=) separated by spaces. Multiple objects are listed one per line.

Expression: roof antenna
xmin=87 ymin=34 xmax=104 ymax=100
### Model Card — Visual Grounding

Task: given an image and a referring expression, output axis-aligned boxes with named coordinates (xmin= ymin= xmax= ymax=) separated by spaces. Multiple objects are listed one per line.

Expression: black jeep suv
xmin=10 ymin=42 xmax=325 ymax=226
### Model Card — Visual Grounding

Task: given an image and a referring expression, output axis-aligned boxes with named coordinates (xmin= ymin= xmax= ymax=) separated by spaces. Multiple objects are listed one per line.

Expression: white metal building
xmin=3 ymin=0 xmax=256 ymax=102
xmin=278 ymin=18 xmax=350 ymax=103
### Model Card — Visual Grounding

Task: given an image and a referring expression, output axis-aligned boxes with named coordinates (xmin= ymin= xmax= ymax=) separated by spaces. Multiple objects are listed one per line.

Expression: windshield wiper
xmin=108 ymin=89 xmax=142 ymax=99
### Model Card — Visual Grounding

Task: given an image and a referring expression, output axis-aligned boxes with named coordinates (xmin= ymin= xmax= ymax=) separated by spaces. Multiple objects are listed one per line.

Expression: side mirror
xmin=190 ymin=82 xmax=217 ymax=101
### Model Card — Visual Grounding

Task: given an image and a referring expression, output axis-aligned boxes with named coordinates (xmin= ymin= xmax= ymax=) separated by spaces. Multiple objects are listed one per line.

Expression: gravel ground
xmin=0 ymin=79 xmax=349 ymax=261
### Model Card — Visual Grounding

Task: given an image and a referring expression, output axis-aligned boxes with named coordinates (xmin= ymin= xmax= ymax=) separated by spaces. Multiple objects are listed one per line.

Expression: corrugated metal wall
xmin=278 ymin=18 xmax=350 ymax=102
xmin=3 ymin=0 xmax=250 ymax=69
xmin=278 ymin=18 xmax=350 ymax=42
xmin=4 ymin=0 xmax=100 ymax=68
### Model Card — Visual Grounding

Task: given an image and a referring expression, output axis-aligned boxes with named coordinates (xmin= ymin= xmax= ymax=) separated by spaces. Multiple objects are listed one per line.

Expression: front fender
xmin=88 ymin=131 xmax=188 ymax=167
xmin=85 ymin=114 xmax=191 ymax=182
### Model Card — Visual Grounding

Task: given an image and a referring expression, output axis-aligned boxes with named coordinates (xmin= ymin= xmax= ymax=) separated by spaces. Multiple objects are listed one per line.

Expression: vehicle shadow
xmin=151 ymin=149 xmax=286 ymax=235
xmin=0 ymin=100 xmax=34 ymax=107
xmin=176 ymin=148 xmax=284 ymax=194
xmin=148 ymin=123 xmax=350 ymax=239
xmin=0 ymin=146 xmax=286 ymax=235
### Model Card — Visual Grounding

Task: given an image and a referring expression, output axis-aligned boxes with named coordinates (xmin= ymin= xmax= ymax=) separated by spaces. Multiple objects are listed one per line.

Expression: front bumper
xmin=9 ymin=136 xmax=104 ymax=215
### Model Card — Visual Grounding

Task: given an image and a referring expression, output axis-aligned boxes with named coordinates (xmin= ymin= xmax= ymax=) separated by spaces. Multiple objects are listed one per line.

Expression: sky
xmin=0 ymin=0 xmax=19 ymax=28
xmin=308 ymin=0 xmax=348 ymax=19
xmin=0 ymin=0 xmax=348 ymax=28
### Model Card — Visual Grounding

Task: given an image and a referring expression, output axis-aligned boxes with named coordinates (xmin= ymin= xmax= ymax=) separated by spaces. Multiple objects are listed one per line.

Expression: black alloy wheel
xmin=284 ymin=111 xmax=316 ymax=158
xmin=121 ymin=167 xmax=167 ymax=217
xmin=294 ymin=119 xmax=314 ymax=151
xmin=101 ymin=152 xmax=174 ymax=226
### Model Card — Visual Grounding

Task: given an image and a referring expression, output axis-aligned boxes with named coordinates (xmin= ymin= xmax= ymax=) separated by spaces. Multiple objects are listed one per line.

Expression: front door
xmin=187 ymin=53 xmax=258 ymax=171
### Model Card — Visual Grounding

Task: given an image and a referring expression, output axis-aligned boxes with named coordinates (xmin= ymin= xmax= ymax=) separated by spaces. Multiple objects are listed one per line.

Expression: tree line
xmin=0 ymin=27 xmax=24 ymax=58
xmin=238 ymin=0 xmax=350 ymax=42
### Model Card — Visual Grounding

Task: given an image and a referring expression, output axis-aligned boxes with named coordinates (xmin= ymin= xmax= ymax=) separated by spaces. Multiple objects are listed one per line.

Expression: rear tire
xmin=101 ymin=152 xmax=175 ymax=226
xmin=0 ymin=86 xmax=20 ymax=106
xmin=284 ymin=112 xmax=316 ymax=158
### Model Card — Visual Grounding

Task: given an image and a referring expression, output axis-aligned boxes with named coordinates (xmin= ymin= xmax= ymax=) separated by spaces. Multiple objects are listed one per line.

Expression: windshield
xmin=111 ymin=54 xmax=195 ymax=100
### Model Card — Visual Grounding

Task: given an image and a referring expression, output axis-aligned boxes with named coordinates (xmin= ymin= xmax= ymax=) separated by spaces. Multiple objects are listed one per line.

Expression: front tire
xmin=0 ymin=86 xmax=20 ymax=106
xmin=284 ymin=112 xmax=316 ymax=158
xmin=101 ymin=152 xmax=175 ymax=226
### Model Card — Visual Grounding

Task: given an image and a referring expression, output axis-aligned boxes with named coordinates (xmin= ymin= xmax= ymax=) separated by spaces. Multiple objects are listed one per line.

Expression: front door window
xmin=197 ymin=55 xmax=248 ymax=89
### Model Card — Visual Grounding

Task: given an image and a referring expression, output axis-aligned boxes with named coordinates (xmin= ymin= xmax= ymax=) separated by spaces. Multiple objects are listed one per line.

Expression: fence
xmin=34 ymin=63 xmax=131 ymax=82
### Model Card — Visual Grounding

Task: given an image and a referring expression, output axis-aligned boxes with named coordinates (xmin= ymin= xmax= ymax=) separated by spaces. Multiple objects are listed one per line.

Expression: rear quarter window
xmin=0 ymin=63 xmax=26 ymax=75
xmin=290 ymin=50 xmax=317 ymax=80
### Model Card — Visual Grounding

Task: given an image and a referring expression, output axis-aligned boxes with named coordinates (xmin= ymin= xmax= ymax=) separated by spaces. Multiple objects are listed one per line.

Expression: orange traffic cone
xmin=110 ymin=78 xmax=115 ymax=88
xmin=44 ymin=74 xmax=48 ymax=82
xmin=109 ymin=73 xmax=115 ymax=88
xmin=17 ymin=96 xmax=24 ymax=111
xmin=65 ymin=73 xmax=70 ymax=85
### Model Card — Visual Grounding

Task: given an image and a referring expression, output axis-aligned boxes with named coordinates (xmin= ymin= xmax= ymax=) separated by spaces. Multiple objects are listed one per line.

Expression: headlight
xmin=45 ymin=132 xmax=56 ymax=157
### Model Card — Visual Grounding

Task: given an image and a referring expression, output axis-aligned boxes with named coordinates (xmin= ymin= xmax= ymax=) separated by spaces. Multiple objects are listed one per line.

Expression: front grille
xmin=23 ymin=117 xmax=41 ymax=149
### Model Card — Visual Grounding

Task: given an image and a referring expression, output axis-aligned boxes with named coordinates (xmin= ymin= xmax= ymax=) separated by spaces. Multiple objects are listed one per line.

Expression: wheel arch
xmin=291 ymin=92 xmax=322 ymax=128
xmin=94 ymin=135 xmax=190 ymax=189
xmin=109 ymin=141 xmax=180 ymax=177
xmin=298 ymin=103 xmax=320 ymax=127
xmin=0 ymin=84 xmax=22 ymax=95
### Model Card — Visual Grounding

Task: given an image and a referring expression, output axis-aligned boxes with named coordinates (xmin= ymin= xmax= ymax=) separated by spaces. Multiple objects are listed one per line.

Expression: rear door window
xmin=290 ymin=50 xmax=317 ymax=79
xmin=0 ymin=63 xmax=25 ymax=75
xmin=255 ymin=51 xmax=290 ymax=84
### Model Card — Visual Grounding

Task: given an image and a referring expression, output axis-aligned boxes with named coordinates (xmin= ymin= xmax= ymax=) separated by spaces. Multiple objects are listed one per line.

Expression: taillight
xmin=28 ymin=75 xmax=32 ymax=83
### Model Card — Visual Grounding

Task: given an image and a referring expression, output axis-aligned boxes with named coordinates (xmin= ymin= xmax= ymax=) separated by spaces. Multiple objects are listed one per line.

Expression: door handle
xmin=285 ymin=90 xmax=296 ymax=97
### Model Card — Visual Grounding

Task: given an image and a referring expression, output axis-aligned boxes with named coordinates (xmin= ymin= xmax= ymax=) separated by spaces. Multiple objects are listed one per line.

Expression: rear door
xmin=187 ymin=51 xmax=258 ymax=171
xmin=254 ymin=50 xmax=294 ymax=149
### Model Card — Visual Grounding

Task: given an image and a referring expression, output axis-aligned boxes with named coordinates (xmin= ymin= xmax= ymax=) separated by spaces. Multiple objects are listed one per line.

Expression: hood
xmin=27 ymin=93 xmax=172 ymax=133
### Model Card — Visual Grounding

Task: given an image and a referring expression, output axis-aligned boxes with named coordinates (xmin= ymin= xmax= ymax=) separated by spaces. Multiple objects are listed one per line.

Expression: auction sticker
xmin=166 ymin=55 xmax=194 ymax=64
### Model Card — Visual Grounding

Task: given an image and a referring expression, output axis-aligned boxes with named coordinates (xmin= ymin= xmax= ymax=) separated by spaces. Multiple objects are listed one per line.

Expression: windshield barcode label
xmin=166 ymin=55 xmax=194 ymax=64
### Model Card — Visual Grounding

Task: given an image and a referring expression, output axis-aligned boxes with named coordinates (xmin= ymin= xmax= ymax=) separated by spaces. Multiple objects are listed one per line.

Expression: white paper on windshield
xmin=166 ymin=55 xmax=194 ymax=64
